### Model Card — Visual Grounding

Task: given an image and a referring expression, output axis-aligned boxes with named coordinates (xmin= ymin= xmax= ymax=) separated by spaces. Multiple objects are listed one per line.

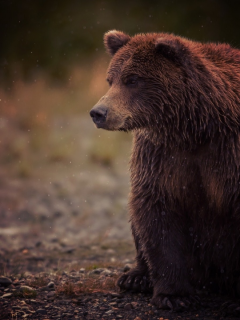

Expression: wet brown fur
xmin=90 ymin=30 xmax=240 ymax=308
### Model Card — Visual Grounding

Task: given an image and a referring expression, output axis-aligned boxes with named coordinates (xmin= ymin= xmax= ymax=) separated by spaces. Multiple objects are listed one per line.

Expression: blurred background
xmin=0 ymin=0 xmax=240 ymax=273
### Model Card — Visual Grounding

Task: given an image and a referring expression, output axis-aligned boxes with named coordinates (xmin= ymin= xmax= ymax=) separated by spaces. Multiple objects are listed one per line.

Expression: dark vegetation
xmin=1 ymin=0 xmax=240 ymax=86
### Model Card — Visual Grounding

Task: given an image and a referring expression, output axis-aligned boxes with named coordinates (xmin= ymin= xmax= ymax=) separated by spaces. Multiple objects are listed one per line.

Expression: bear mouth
xmin=118 ymin=127 xmax=128 ymax=132
xmin=92 ymin=115 xmax=132 ymax=132
xmin=94 ymin=121 xmax=106 ymax=129
xmin=118 ymin=116 xmax=133 ymax=132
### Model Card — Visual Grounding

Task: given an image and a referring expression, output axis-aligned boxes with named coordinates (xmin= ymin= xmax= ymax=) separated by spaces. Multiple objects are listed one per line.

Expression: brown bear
xmin=90 ymin=30 xmax=240 ymax=310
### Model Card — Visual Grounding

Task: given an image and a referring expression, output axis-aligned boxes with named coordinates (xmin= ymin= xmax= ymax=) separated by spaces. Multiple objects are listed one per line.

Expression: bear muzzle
xmin=90 ymin=105 xmax=108 ymax=128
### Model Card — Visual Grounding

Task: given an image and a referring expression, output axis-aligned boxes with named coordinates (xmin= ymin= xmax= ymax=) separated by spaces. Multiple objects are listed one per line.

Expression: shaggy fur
xmin=90 ymin=30 xmax=240 ymax=310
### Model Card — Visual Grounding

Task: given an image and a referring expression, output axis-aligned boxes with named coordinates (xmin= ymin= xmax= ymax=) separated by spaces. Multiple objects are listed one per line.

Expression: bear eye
xmin=125 ymin=75 xmax=138 ymax=87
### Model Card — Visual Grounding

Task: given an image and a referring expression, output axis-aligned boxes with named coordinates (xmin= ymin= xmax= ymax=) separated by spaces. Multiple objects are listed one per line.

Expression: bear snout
xmin=90 ymin=105 xmax=108 ymax=127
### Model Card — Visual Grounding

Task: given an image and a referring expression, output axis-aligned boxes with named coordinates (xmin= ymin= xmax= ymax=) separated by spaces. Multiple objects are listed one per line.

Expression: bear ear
xmin=104 ymin=30 xmax=131 ymax=56
xmin=155 ymin=38 xmax=187 ymax=64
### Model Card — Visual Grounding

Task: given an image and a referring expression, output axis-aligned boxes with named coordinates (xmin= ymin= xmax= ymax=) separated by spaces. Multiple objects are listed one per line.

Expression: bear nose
xmin=90 ymin=105 xmax=108 ymax=124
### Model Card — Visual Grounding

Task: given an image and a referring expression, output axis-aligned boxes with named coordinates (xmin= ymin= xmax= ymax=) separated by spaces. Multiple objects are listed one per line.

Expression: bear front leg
xmin=117 ymin=223 xmax=153 ymax=293
xmin=136 ymin=208 xmax=195 ymax=310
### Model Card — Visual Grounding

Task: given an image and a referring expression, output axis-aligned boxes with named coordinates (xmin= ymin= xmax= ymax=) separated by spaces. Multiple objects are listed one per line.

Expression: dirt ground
xmin=0 ymin=116 xmax=240 ymax=319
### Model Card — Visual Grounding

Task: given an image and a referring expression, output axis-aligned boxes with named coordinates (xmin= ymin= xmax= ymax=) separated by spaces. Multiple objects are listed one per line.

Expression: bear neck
xmin=134 ymin=122 xmax=239 ymax=152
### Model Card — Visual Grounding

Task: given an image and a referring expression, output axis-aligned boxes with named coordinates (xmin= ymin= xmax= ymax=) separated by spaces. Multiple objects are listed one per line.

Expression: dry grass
xmin=26 ymin=275 xmax=49 ymax=288
xmin=13 ymin=287 xmax=37 ymax=298
xmin=85 ymin=261 xmax=123 ymax=271
xmin=55 ymin=275 xmax=118 ymax=297
xmin=0 ymin=56 xmax=109 ymax=123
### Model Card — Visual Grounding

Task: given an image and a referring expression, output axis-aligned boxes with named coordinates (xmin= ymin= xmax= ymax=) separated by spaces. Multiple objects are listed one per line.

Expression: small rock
xmin=79 ymin=268 xmax=85 ymax=273
xmin=0 ymin=276 xmax=12 ymax=287
xmin=50 ymin=237 xmax=59 ymax=242
xmin=21 ymin=306 xmax=30 ymax=312
xmin=123 ymin=264 xmax=131 ymax=272
xmin=47 ymin=291 xmax=56 ymax=298
xmin=38 ymin=272 xmax=48 ymax=277
xmin=69 ymin=274 xmax=81 ymax=280
xmin=61 ymin=247 xmax=76 ymax=254
xmin=90 ymin=268 xmax=104 ymax=275
xmin=39 ymin=286 xmax=52 ymax=292
xmin=72 ymin=299 xmax=78 ymax=304
xmin=2 ymin=293 xmax=13 ymax=298
xmin=116 ymin=315 xmax=123 ymax=319
xmin=105 ymin=310 xmax=113 ymax=314
xmin=47 ymin=281 xmax=55 ymax=288
xmin=19 ymin=285 xmax=34 ymax=292
xmin=131 ymin=301 xmax=138 ymax=308
xmin=123 ymin=258 xmax=131 ymax=263
xmin=36 ymin=308 xmax=47 ymax=315
xmin=35 ymin=241 xmax=42 ymax=247
xmin=102 ymin=269 xmax=112 ymax=276
xmin=18 ymin=286 xmax=36 ymax=297
xmin=12 ymin=306 xmax=21 ymax=310
xmin=106 ymin=248 xmax=115 ymax=254
xmin=124 ymin=303 xmax=133 ymax=310
xmin=70 ymin=269 xmax=77 ymax=273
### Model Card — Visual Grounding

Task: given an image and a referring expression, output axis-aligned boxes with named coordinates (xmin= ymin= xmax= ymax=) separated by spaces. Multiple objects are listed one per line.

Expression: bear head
xmin=90 ymin=30 xmax=235 ymax=147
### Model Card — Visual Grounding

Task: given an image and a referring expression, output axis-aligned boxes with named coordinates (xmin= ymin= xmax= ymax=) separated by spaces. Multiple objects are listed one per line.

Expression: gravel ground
xmin=1 ymin=268 xmax=240 ymax=320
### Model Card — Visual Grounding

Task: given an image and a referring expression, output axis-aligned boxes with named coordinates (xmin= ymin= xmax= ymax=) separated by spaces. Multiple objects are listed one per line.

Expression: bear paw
xmin=151 ymin=294 xmax=200 ymax=311
xmin=117 ymin=268 xmax=152 ymax=293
